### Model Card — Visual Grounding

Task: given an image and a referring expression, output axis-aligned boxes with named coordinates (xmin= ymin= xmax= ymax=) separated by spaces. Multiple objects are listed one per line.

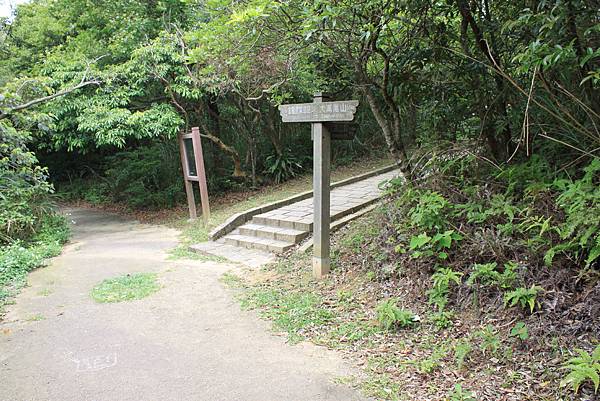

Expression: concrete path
xmin=0 ymin=208 xmax=368 ymax=401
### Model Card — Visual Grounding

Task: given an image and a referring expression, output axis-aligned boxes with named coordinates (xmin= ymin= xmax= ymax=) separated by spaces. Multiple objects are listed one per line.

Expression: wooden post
xmin=312 ymin=93 xmax=331 ymax=279
xmin=278 ymin=93 xmax=358 ymax=279
xmin=178 ymin=133 xmax=197 ymax=220
xmin=191 ymin=127 xmax=210 ymax=225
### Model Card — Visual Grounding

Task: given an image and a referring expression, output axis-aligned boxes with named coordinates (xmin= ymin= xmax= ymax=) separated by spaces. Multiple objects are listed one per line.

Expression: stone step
xmin=238 ymin=223 xmax=309 ymax=243
xmin=223 ymin=233 xmax=295 ymax=253
xmin=252 ymin=215 xmax=313 ymax=232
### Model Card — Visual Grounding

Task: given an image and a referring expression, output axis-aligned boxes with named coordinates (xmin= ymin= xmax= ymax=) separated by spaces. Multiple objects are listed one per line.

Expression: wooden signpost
xmin=178 ymin=127 xmax=210 ymax=224
xmin=280 ymin=93 xmax=359 ymax=279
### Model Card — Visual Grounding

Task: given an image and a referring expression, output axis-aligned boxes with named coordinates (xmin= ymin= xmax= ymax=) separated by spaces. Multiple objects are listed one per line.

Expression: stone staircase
xmin=191 ymin=168 xmax=401 ymax=265
xmin=219 ymin=201 xmax=314 ymax=253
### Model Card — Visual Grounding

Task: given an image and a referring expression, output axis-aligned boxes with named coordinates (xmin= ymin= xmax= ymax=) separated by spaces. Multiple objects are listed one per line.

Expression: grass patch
xmin=37 ymin=288 xmax=53 ymax=296
xmin=168 ymin=244 xmax=229 ymax=263
xmin=91 ymin=273 xmax=160 ymax=303
xmin=220 ymin=271 xmax=245 ymax=287
xmin=361 ymin=374 xmax=404 ymax=401
xmin=25 ymin=314 xmax=45 ymax=321
xmin=240 ymin=286 xmax=334 ymax=343
xmin=0 ymin=213 xmax=70 ymax=316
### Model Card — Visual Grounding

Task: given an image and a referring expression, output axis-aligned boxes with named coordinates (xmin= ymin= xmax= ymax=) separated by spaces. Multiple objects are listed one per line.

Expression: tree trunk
xmin=362 ymin=86 xmax=412 ymax=180
xmin=197 ymin=120 xmax=246 ymax=177
xmin=456 ymin=0 xmax=512 ymax=161
xmin=264 ymin=104 xmax=284 ymax=156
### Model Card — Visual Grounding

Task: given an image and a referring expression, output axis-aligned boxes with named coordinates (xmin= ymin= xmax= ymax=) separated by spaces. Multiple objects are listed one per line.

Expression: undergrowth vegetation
xmin=225 ymin=151 xmax=599 ymax=400
xmin=0 ymin=214 xmax=69 ymax=315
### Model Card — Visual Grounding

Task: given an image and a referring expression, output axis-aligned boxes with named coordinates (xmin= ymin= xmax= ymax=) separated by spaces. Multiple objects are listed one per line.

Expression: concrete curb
xmin=208 ymin=163 xmax=398 ymax=241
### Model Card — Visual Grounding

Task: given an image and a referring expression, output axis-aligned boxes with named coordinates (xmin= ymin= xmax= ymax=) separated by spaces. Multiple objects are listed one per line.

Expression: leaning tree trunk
xmin=361 ymin=85 xmax=412 ymax=181
xmin=197 ymin=120 xmax=246 ymax=177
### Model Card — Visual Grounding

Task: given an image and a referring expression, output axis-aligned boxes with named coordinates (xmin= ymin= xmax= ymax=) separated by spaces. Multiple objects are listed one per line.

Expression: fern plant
xmin=427 ymin=267 xmax=463 ymax=310
xmin=504 ymin=285 xmax=543 ymax=313
xmin=561 ymin=345 xmax=600 ymax=394
xmin=375 ymin=298 xmax=418 ymax=330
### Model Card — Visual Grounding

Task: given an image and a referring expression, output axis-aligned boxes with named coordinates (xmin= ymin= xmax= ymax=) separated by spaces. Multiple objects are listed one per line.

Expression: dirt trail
xmin=0 ymin=208 xmax=368 ymax=401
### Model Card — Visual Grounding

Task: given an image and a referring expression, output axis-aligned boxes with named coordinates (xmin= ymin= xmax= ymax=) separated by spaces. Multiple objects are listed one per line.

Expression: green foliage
xmin=504 ymin=285 xmax=543 ymax=313
xmin=408 ymin=191 xmax=451 ymax=231
xmin=241 ymin=288 xmax=333 ymax=343
xmin=477 ymin=325 xmax=501 ymax=356
xmin=546 ymin=159 xmax=600 ymax=267
xmin=427 ymin=268 xmax=463 ymax=310
xmin=405 ymin=230 xmax=462 ymax=260
xmin=263 ymin=150 xmax=305 ymax=184
xmin=417 ymin=346 xmax=448 ymax=374
xmin=449 ymin=383 xmax=476 ymax=401
xmin=453 ymin=340 xmax=473 ymax=370
xmin=0 ymin=124 xmax=54 ymax=242
xmin=429 ymin=310 xmax=455 ymax=330
xmin=467 ymin=262 xmax=518 ymax=289
xmin=91 ymin=273 xmax=160 ymax=303
xmin=509 ymin=322 xmax=529 ymax=341
xmin=0 ymin=213 xmax=69 ymax=312
xmin=375 ymin=298 xmax=417 ymax=330
xmin=561 ymin=345 xmax=600 ymax=394
xmin=103 ymin=143 xmax=184 ymax=209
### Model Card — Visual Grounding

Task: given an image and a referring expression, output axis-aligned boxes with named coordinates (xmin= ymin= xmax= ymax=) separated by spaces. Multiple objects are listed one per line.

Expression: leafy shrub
xmin=504 ymin=285 xmax=543 ymax=313
xmin=263 ymin=150 xmax=305 ymax=184
xmin=404 ymin=230 xmax=462 ymax=260
xmin=408 ymin=190 xmax=451 ymax=230
xmin=0 ymin=213 xmax=69 ymax=311
xmin=0 ymin=123 xmax=53 ymax=243
xmin=561 ymin=345 xmax=600 ymax=394
xmin=376 ymin=298 xmax=418 ymax=330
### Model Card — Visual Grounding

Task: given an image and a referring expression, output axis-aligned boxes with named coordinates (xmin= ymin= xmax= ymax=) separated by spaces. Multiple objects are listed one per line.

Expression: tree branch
xmin=0 ymin=79 xmax=101 ymax=120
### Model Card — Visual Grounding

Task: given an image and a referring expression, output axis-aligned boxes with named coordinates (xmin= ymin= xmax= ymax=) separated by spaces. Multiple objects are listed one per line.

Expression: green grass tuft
xmin=91 ymin=273 xmax=160 ymax=303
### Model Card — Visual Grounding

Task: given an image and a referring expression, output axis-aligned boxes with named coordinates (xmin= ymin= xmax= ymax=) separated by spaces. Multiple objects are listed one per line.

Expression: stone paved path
xmin=192 ymin=168 xmax=399 ymax=265
xmin=0 ymin=208 xmax=370 ymax=401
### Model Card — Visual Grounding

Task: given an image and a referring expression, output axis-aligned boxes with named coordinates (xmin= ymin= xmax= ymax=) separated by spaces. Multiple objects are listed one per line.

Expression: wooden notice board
xmin=178 ymin=127 xmax=210 ymax=224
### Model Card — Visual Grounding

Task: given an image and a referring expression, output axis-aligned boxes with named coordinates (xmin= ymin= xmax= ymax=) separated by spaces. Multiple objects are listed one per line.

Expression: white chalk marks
xmin=65 ymin=351 xmax=118 ymax=372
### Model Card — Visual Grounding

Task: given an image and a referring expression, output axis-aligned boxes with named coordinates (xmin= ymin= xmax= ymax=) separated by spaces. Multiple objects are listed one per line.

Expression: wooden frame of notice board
xmin=178 ymin=127 xmax=210 ymax=224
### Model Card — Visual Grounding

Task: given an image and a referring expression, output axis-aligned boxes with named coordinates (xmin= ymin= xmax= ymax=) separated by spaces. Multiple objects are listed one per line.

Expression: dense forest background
xmin=1 ymin=0 xmax=598 ymax=238
xmin=1 ymin=0 xmax=599 ymax=398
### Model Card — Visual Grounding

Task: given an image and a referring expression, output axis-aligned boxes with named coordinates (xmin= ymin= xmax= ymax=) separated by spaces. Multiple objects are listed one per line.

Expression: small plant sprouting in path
xmin=91 ymin=273 xmax=160 ymax=303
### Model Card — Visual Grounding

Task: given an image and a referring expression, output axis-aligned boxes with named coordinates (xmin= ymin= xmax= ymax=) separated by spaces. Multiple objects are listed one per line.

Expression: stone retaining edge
xmin=208 ymin=163 xmax=398 ymax=241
